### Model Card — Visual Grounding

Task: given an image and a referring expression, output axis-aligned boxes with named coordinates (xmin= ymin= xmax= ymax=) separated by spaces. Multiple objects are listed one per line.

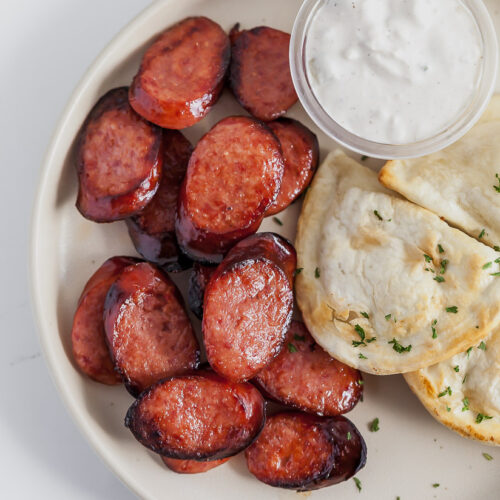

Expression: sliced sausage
xmin=254 ymin=321 xmax=363 ymax=416
xmin=71 ymin=256 xmax=138 ymax=385
xmin=203 ymin=233 xmax=296 ymax=382
xmin=76 ymin=87 xmax=163 ymax=222
xmin=161 ymin=456 xmax=230 ymax=474
xmin=229 ymin=26 xmax=298 ymax=121
xmin=266 ymin=119 xmax=319 ymax=215
xmin=126 ymin=130 xmax=193 ymax=272
xmin=176 ymin=117 xmax=284 ymax=263
xmin=188 ymin=263 xmax=216 ymax=319
xmin=129 ymin=17 xmax=230 ymax=129
xmin=245 ymin=412 xmax=366 ymax=491
xmin=104 ymin=262 xmax=199 ymax=396
xmin=125 ymin=372 xmax=265 ymax=460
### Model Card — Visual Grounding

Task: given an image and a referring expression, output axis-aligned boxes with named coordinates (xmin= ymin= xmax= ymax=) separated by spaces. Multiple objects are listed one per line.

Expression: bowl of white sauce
xmin=290 ymin=0 xmax=498 ymax=159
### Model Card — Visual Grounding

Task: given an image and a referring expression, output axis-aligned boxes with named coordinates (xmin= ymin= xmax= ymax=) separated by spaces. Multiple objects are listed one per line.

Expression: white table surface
xmin=2 ymin=1 xmax=500 ymax=499
xmin=0 ymin=1 xmax=151 ymax=498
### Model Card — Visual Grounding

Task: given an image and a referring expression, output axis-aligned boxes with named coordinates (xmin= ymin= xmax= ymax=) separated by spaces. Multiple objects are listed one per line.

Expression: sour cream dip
xmin=305 ymin=0 xmax=484 ymax=144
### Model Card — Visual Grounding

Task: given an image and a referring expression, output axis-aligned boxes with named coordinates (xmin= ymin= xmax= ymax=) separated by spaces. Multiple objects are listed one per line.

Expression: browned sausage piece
xmin=161 ymin=456 xmax=230 ymax=474
xmin=203 ymin=233 xmax=296 ymax=382
xmin=71 ymin=256 xmax=138 ymax=385
xmin=254 ymin=321 xmax=363 ymax=416
xmin=129 ymin=17 xmax=230 ymax=129
xmin=104 ymin=262 xmax=199 ymax=396
xmin=126 ymin=130 xmax=193 ymax=272
xmin=229 ymin=26 xmax=298 ymax=121
xmin=245 ymin=412 xmax=367 ymax=491
xmin=266 ymin=119 xmax=319 ymax=215
xmin=76 ymin=87 xmax=163 ymax=222
xmin=176 ymin=117 xmax=284 ymax=263
xmin=125 ymin=372 xmax=265 ymax=460
xmin=188 ymin=263 xmax=216 ymax=319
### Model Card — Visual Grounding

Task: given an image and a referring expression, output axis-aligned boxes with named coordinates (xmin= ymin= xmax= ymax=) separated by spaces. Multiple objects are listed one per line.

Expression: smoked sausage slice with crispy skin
xmin=129 ymin=17 xmax=230 ymax=129
xmin=254 ymin=321 xmax=363 ymax=416
xmin=266 ymin=118 xmax=319 ymax=215
xmin=76 ymin=87 xmax=163 ymax=222
xmin=125 ymin=372 xmax=265 ymax=460
xmin=188 ymin=263 xmax=217 ymax=320
xmin=104 ymin=262 xmax=199 ymax=396
xmin=176 ymin=117 xmax=284 ymax=263
xmin=245 ymin=412 xmax=366 ymax=491
xmin=161 ymin=456 xmax=230 ymax=474
xmin=71 ymin=256 xmax=138 ymax=385
xmin=126 ymin=130 xmax=193 ymax=272
xmin=229 ymin=26 xmax=298 ymax=121
xmin=202 ymin=233 xmax=296 ymax=382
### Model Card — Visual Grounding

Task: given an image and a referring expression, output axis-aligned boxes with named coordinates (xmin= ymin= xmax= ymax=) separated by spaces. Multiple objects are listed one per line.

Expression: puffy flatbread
xmin=405 ymin=328 xmax=500 ymax=445
xmin=379 ymin=95 xmax=500 ymax=248
xmin=295 ymin=149 xmax=500 ymax=374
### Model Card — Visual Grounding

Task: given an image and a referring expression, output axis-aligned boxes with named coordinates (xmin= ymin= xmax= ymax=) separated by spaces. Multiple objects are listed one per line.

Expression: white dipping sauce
xmin=306 ymin=0 xmax=484 ymax=144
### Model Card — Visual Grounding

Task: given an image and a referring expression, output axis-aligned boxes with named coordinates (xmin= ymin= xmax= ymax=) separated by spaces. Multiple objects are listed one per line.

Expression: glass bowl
xmin=290 ymin=0 xmax=498 ymax=159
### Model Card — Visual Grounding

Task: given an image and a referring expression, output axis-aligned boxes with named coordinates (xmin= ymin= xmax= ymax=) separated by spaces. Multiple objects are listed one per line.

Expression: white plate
xmin=31 ymin=0 xmax=500 ymax=499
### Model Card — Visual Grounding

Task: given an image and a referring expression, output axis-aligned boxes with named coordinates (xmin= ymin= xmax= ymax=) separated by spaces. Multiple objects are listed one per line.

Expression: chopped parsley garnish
xmin=369 ymin=417 xmax=380 ymax=432
xmin=491 ymin=272 xmax=500 ymax=277
xmin=388 ymin=338 xmax=412 ymax=353
xmin=374 ymin=210 xmax=383 ymax=221
xmin=432 ymin=484 xmax=440 ymax=488
xmin=476 ymin=413 xmax=493 ymax=424
xmin=315 ymin=267 xmax=320 ymax=278
xmin=425 ymin=267 xmax=435 ymax=273
xmin=446 ymin=406 xmax=451 ymax=412
xmin=353 ymin=324 xmax=375 ymax=346
xmin=483 ymin=453 xmax=493 ymax=461
xmin=423 ymin=254 xmax=433 ymax=263
xmin=294 ymin=267 xmax=303 ymax=276
xmin=462 ymin=374 xmax=468 ymax=384
xmin=360 ymin=311 xmax=370 ymax=319
xmin=446 ymin=306 xmax=458 ymax=314
xmin=361 ymin=155 xmax=368 ymax=161
xmin=462 ymin=397 xmax=470 ymax=412
xmin=433 ymin=275 xmax=445 ymax=283
xmin=358 ymin=380 xmax=364 ymax=385
xmin=347 ymin=431 xmax=352 ymax=440
xmin=438 ymin=386 xmax=452 ymax=398
xmin=431 ymin=320 xmax=438 ymax=339
xmin=353 ymin=477 xmax=362 ymax=492
xmin=359 ymin=353 xmax=367 ymax=359
xmin=466 ymin=347 xmax=473 ymax=358
xmin=495 ymin=246 xmax=500 ymax=252
xmin=366 ymin=336 xmax=377 ymax=343
xmin=494 ymin=173 xmax=500 ymax=193
xmin=439 ymin=259 xmax=449 ymax=274
xmin=355 ymin=324 xmax=366 ymax=340
xmin=287 ymin=343 xmax=298 ymax=353
xmin=438 ymin=244 xmax=445 ymax=253
xmin=496 ymin=258 xmax=500 ymax=264
xmin=385 ymin=314 xmax=392 ymax=321
xmin=478 ymin=341 xmax=487 ymax=351
xmin=483 ymin=262 xmax=493 ymax=270
xmin=453 ymin=365 xmax=460 ymax=372
xmin=479 ymin=229 xmax=486 ymax=239
xmin=293 ymin=334 xmax=306 ymax=342
xmin=272 ymin=216 xmax=283 ymax=226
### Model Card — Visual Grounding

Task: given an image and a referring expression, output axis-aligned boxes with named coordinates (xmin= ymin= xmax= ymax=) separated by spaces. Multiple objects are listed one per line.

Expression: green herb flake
xmin=272 ymin=216 xmax=283 ymax=226
xmin=446 ymin=306 xmax=458 ymax=314
xmin=483 ymin=453 xmax=493 ymax=461
xmin=494 ymin=173 xmax=500 ymax=193
xmin=366 ymin=336 xmax=377 ymax=343
xmin=294 ymin=267 xmax=304 ymax=277
xmin=346 ymin=431 xmax=352 ymax=440
xmin=433 ymin=275 xmax=445 ymax=283
xmin=425 ymin=267 xmax=435 ymax=273
xmin=358 ymin=380 xmax=364 ymax=385
xmin=354 ymin=324 xmax=366 ymax=341
xmin=463 ymin=374 xmax=468 ymax=384
xmin=423 ymin=254 xmax=433 ymax=263
xmin=353 ymin=477 xmax=362 ymax=492
xmin=479 ymin=229 xmax=486 ymax=239
xmin=374 ymin=210 xmax=383 ymax=221
xmin=454 ymin=365 xmax=460 ymax=372
xmin=438 ymin=386 xmax=452 ymax=398
xmin=293 ymin=334 xmax=306 ymax=342
xmin=388 ymin=338 xmax=412 ymax=353
xmin=495 ymin=246 xmax=500 ymax=252
xmin=287 ymin=343 xmax=298 ymax=353
xmin=315 ymin=267 xmax=320 ymax=278
xmin=476 ymin=413 xmax=493 ymax=424
xmin=360 ymin=311 xmax=370 ymax=319
xmin=491 ymin=272 xmax=500 ymax=277
xmin=385 ymin=314 xmax=392 ymax=321
xmin=478 ymin=341 xmax=487 ymax=351
xmin=446 ymin=406 xmax=451 ymax=412
xmin=369 ymin=417 xmax=380 ymax=432
xmin=483 ymin=262 xmax=493 ymax=270
xmin=432 ymin=484 xmax=440 ymax=488
xmin=359 ymin=353 xmax=367 ymax=359
xmin=438 ymin=244 xmax=445 ymax=253
xmin=466 ymin=347 xmax=473 ymax=358
xmin=462 ymin=397 xmax=470 ymax=412
xmin=439 ymin=259 xmax=449 ymax=274
xmin=496 ymin=258 xmax=500 ymax=264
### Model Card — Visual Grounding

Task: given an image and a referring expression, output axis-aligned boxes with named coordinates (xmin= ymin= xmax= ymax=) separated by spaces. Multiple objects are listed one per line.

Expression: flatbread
xmin=295 ymin=149 xmax=500 ymax=374
xmin=405 ymin=327 xmax=500 ymax=445
xmin=379 ymin=95 xmax=500 ymax=248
